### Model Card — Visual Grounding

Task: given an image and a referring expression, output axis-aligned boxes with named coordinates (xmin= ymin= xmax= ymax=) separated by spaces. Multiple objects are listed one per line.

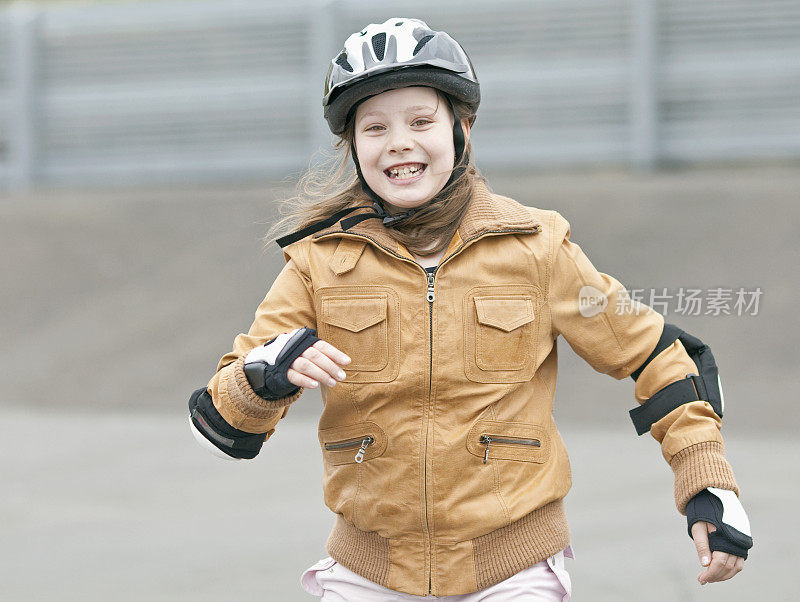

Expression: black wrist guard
xmin=188 ymin=387 xmax=267 ymax=459
xmin=686 ymin=488 xmax=753 ymax=559
xmin=243 ymin=327 xmax=320 ymax=400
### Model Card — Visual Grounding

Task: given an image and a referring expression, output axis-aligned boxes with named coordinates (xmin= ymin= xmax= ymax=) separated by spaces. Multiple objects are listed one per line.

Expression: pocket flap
xmin=474 ymin=297 xmax=535 ymax=332
xmin=322 ymin=296 xmax=387 ymax=332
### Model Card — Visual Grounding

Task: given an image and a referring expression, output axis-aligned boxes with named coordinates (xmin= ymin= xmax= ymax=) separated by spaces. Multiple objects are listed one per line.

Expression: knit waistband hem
xmin=324 ymin=499 xmax=570 ymax=596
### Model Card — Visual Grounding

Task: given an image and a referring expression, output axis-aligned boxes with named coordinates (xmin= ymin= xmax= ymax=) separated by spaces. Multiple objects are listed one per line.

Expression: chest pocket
xmin=464 ymin=286 xmax=540 ymax=383
xmin=318 ymin=288 xmax=400 ymax=383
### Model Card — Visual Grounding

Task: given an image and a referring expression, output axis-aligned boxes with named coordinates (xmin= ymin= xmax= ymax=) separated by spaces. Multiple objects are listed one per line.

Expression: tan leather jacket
xmin=208 ymin=181 xmax=738 ymax=596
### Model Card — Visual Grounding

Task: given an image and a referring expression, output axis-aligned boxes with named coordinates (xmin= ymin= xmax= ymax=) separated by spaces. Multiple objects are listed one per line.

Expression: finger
xmin=691 ymin=522 xmax=712 ymax=567
xmin=722 ymin=554 xmax=744 ymax=581
xmin=701 ymin=549 xmax=745 ymax=585
xmin=698 ymin=552 xmax=731 ymax=584
xmin=302 ymin=345 xmax=347 ymax=381
xmin=311 ymin=339 xmax=352 ymax=366
xmin=710 ymin=554 xmax=739 ymax=583
xmin=714 ymin=563 xmax=740 ymax=583
xmin=291 ymin=356 xmax=339 ymax=387
xmin=286 ymin=367 xmax=319 ymax=389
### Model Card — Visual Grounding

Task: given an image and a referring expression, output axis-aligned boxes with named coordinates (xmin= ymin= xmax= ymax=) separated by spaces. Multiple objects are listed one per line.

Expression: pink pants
xmin=301 ymin=545 xmax=574 ymax=601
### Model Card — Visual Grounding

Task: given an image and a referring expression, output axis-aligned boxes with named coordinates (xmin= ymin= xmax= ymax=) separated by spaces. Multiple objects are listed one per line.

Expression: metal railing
xmin=1 ymin=0 xmax=798 ymax=190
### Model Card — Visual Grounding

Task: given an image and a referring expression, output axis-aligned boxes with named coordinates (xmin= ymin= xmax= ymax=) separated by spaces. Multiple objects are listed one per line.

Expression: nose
xmin=386 ymin=128 xmax=414 ymax=154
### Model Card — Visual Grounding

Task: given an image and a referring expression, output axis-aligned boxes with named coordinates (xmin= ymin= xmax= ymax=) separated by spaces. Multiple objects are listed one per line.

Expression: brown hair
xmin=265 ymin=91 xmax=484 ymax=257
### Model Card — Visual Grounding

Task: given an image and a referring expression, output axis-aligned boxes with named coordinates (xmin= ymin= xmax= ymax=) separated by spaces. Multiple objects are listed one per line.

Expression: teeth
xmin=388 ymin=164 xmax=424 ymax=179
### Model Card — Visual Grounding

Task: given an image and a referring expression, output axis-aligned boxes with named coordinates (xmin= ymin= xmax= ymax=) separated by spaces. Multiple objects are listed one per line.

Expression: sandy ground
xmin=1 ymin=406 xmax=794 ymax=601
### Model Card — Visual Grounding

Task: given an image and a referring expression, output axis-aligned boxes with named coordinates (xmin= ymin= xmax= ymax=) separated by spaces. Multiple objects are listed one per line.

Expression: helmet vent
xmin=323 ymin=18 xmax=480 ymax=136
xmin=413 ymin=34 xmax=434 ymax=56
xmin=335 ymin=52 xmax=353 ymax=73
xmin=371 ymin=33 xmax=386 ymax=61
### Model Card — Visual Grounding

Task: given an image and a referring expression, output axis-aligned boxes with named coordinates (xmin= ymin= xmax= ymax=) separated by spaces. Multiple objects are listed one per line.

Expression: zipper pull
xmin=354 ymin=436 xmax=373 ymax=463
xmin=480 ymin=435 xmax=492 ymax=464
xmin=426 ymin=272 xmax=435 ymax=303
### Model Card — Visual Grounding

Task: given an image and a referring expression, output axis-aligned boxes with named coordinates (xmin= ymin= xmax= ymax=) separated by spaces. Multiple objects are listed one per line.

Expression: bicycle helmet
xmin=276 ymin=19 xmax=480 ymax=247
xmin=323 ymin=17 xmax=480 ymax=136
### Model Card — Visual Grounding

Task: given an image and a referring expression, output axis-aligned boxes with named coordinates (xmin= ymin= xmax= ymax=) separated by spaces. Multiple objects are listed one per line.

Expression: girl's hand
xmin=286 ymin=339 xmax=351 ymax=389
xmin=691 ymin=521 xmax=745 ymax=585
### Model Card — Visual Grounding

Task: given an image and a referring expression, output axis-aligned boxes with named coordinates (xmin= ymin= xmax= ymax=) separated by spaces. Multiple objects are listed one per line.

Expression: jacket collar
xmin=456 ymin=179 xmax=541 ymax=241
xmin=312 ymin=180 xmax=541 ymax=256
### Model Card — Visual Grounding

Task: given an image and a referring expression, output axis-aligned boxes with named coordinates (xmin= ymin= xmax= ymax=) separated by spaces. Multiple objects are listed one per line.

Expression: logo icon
xmin=578 ymin=286 xmax=608 ymax=317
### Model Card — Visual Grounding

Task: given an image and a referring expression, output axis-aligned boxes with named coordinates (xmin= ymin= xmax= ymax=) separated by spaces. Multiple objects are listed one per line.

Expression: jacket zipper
xmin=324 ymin=436 xmax=375 ymax=463
xmin=478 ymin=434 xmax=541 ymax=464
xmin=425 ymin=267 xmax=435 ymax=594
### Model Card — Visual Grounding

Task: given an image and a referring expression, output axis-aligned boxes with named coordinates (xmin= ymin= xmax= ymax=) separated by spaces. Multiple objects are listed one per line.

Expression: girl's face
xmin=353 ymin=86 xmax=468 ymax=211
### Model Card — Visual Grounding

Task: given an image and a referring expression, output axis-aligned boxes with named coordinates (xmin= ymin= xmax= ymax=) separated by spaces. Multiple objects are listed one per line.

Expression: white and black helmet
xmin=323 ymin=18 xmax=480 ymax=135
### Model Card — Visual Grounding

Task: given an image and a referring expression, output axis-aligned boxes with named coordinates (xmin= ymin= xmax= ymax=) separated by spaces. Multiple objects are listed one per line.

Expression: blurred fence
xmin=0 ymin=0 xmax=798 ymax=190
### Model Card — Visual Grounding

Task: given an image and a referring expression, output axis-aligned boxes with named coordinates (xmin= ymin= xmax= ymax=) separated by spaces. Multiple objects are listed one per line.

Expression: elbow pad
xmin=687 ymin=487 xmax=753 ymax=559
xmin=629 ymin=323 xmax=724 ymax=435
xmin=243 ymin=327 xmax=319 ymax=400
xmin=188 ymin=387 xmax=267 ymax=460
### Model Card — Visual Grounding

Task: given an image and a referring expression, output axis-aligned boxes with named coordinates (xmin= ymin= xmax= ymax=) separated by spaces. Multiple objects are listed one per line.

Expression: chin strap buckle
xmin=382 ymin=209 xmax=416 ymax=227
xmin=367 ymin=201 xmax=413 ymax=227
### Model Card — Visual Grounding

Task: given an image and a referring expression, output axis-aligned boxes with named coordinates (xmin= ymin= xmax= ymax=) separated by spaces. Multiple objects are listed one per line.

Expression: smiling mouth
xmin=385 ymin=163 xmax=427 ymax=180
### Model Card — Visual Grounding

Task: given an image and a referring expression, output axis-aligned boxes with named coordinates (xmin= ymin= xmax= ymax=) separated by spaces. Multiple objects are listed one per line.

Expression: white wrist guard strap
xmin=244 ymin=327 xmax=319 ymax=400
xmin=686 ymin=487 xmax=753 ymax=559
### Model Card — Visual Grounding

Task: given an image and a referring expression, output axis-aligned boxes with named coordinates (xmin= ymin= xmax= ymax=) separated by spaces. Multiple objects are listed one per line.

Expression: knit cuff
xmin=670 ymin=441 xmax=739 ymax=515
xmin=223 ymin=356 xmax=303 ymax=418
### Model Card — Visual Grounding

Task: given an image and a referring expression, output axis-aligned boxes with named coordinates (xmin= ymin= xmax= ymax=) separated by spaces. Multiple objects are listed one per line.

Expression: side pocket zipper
xmin=324 ymin=436 xmax=375 ymax=463
xmin=479 ymin=434 xmax=541 ymax=464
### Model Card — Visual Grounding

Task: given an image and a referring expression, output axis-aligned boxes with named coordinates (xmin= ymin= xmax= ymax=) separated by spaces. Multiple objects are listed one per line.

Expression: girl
xmin=188 ymin=18 xmax=752 ymax=600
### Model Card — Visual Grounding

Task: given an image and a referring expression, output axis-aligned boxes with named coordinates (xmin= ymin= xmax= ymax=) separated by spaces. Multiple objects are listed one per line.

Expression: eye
xmin=412 ymin=118 xmax=432 ymax=127
xmin=364 ymin=124 xmax=385 ymax=132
